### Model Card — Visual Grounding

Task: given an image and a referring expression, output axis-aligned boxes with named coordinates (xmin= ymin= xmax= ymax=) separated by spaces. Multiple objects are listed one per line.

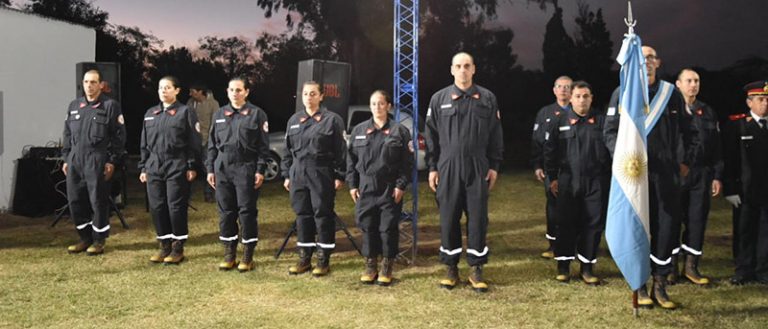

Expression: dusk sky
xmin=28 ymin=0 xmax=768 ymax=72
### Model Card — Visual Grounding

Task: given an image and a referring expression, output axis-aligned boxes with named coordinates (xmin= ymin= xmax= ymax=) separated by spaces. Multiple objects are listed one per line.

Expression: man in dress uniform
xmin=723 ymin=80 xmax=768 ymax=285
xmin=62 ymin=69 xmax=126 ymax=255
xmin=425 ymin=52 xmax=504 ymax=292
xmin=669 ymin=68 xmax=722 ymax=285
xmin=543 ymin=81 xmax=610 ymax=285
xmin=531 ymin=76 xmax=572 ymax=259
xmin=603 ymin=46 xmax=699 ymax=309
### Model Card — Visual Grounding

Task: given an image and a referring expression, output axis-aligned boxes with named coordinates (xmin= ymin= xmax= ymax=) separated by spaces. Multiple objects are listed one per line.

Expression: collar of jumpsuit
xmin=567 ymin=108 xmax=595 ymax=125
xmin=224 ymin=103 xmax=252 ymax=117
xmin=450 ymin=84 xmax=480 ymax=100
xmin=299 ymin=107 xmax=325 ymax=123
xmin=365 ymin=117 xmax=391 ymax=135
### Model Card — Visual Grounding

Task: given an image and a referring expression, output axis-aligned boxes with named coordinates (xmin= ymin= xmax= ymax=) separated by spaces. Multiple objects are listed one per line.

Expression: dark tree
xmin=573 ymin=3 xmax=614 ymax=106
xmin=198 ymin=36 xmax=256 ymax=78
xmin=542 ymin=5 xmax=576 ymax=81
xmin=25 ymin=0 xmax=108 ymax=29
xmin=1 ymin=0 xmax=11 ymax=7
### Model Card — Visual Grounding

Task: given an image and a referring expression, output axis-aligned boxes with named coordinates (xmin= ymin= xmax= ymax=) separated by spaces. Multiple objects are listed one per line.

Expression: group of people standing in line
xmin=531 ymin=45 xmax=768 ymax=310
xmin=60 ymin=52 xmax=503 ymax=292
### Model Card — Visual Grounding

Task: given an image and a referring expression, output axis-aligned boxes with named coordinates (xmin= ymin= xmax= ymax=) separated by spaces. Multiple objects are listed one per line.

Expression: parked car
xmin=346 ymin=105 xmax=427 ymax=171
xmin=265 ymin=132 xmax=286 ymax=182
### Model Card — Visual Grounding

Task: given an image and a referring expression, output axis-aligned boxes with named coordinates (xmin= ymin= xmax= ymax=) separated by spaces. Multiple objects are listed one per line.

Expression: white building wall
xmin=0 ymin=8 xmax=95 ymax=211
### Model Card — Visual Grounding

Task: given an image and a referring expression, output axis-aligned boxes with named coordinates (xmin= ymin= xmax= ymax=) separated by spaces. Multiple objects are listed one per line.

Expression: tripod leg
xmin=50 ymin=205 xmax=70 ymax=228
xmin=274 ymin=221 xmax=297 ymax=259
xmin=110 ymin=197 xmax=129 ymax=229
xmin=336 ymin=216 xmax=362 ymax=256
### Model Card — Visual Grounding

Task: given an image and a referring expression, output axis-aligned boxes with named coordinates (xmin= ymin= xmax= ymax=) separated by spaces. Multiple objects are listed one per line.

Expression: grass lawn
xmin=1 ymin=171 xmax=766 ymax=329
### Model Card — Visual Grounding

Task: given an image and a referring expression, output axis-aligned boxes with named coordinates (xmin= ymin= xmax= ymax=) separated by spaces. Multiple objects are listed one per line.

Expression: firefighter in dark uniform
xmin=669 ymin=68 xmax=722 ymax=285
xmin=206 ymin=77 xmax=270 ymax=272
xmin=139 ymin=76 xmax=202 ymax=265
xmin=283 ymin=81 xmax=346 ymax=277
xmin=531 ymin=75 xmax=572 ymax=259
xmin=543 ymin=81 xmax=610 ymax=285
xmin=425 ymin=52 xmax=504 ymax=292
xmin=63 ymin=69 xmax=126 ymax=255
xmin=604 ymin=46 xmax=699 ymax=309
xmin=347 ymin=90 xmax=412 ymax=286
xmin=723 ymin=80 xmax=768 ymax=285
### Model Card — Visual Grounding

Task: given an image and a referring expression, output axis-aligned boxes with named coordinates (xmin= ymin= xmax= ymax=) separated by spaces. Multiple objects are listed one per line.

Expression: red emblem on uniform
xmin=696 ymin=109 xmax=703 ymax=116
xmin=366 ymin=128 xmax=375 ymax=135
xmin=383 ymin=129 xmax=390 ymax=135
xmin=471 ymin=93 xmax=480 ymax=99
xmin=451 ymin=94 xmax=460 ymax=100
xmin=91 ymin=103 xmax=101 ymax=108
xmin=153 ymin=109 xmax=162 ymax=115
xmin=299 ymin=116 xmax=308 ymax=123
xmin=167 ymin=109 xmax=177 ymax=116
xmin=570 ymin=118 xmax=578 ymax=125
xmin=729 ymin=113 xmax=746 ymax=121
xmin=224 ymin=110 xmax=234 ymax=117
xmin=239 ymin=109 xmax=250 ymax=116
xmin=79 ymin=102 xmax=86 ymax=108
xmin=314 ymin=114 xmax=322 ymax=122
xmin=588 ymin=117 xmax=595 ymax=124
xmin=555 ymin=111 xmax=562 ymax=116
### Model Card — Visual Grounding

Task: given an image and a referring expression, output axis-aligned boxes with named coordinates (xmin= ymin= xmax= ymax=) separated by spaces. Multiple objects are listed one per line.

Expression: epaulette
xmin=729 ymin=113 xmax=747 ymax=121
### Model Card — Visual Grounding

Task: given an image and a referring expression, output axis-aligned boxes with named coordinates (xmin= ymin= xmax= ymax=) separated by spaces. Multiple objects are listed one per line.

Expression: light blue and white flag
xmin=605 ymin=32 xmax=651 ymax=291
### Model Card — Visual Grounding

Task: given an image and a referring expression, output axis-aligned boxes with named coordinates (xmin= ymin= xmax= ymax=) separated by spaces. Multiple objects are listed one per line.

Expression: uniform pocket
xmin=89 ymin=114 xmax=109 ymax=144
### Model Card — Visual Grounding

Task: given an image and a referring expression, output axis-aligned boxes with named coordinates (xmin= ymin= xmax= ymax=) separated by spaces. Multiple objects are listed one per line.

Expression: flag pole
xmin=625 ymin=1 xmax=641 ymax=317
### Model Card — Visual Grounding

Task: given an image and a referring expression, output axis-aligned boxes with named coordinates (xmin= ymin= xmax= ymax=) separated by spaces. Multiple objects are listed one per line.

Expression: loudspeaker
xmin=295 ymin=60 xmax=351 ymax=123
xmin=76 ymin=62 xmax=121 ymax=103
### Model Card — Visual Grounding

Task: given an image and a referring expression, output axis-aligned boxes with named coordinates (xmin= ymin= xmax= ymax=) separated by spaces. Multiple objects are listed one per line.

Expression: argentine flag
xmin=605 ymin=33 xmax=651 ymax=291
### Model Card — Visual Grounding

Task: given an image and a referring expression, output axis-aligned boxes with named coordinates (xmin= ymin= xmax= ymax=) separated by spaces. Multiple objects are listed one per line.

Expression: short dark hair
xmin=160 ymin=75 xmax=181 ymax=89
xmin=370 ymin=89 xmax=392 ymax=104
xmin=676 ymin=68 xmax=699 ymax=80
xmin=84 ymin=69 xmax=102 ymax=82
xmin=189 ymin=82 xmax=209 ymax=95
xmin=229 ymin=77 xmax=251 ymax=90
xmin=302 ymin=80 xmax=323 ymax=94
xmin=571 ymin=80 xmax=593 ymax=93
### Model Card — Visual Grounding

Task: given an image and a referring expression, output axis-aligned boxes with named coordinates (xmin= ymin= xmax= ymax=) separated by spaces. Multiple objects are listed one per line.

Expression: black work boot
xmin=469 ymin=265 xmax=489 ymax=292
xmin=164 ymin=240 xmax=185 ymax=265
xmin=150 ymin=240 xmax=172 ymax=263
xmin=580 ymin=263 xmax=600 ymax=285
xmin=238 ymin=243 xmax=256 ymax=272
xmin=312 ymin=248 xmax=331 ymax=277
xmin=86 ymin=239 xmax=105 ymax=256
xmin=636 ymin=284 xmax=653 ymax=308
xmin=377 ymin=257 xmax=394 ymax=286
xmin=218 ymin=241 xmax=238 ymax=271
xmin=651 ymin=275 xmax=678 ymax=310
xmin=556 ymin=260 xmax=570 ymax=283
xmin=439 ymin=265 xmax=459 ymax=289
xmin=289 ymin=247 xmax=313 ymax=275
xmin=667 ymin=254 xmax=679 ymax=285
xmin=360 ymin=257 xmax=378 ymax=284
xmin=684 ymin=254 xmax=710 ymax=285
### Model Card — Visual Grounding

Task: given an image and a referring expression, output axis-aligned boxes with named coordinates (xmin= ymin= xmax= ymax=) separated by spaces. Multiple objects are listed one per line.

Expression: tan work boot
xmin=311 ymin=249 xmax=331 ymax=277
xmin=580 ymin=263 xmax=600 ymax=285
xmin=439 ymin=265 xmax=459 ymax=289
xmin=651 ymin=275 xmax=678 ymax=310
xmin=150 ymin=240 xmax=172 ymax=263
xmin=684 ymin=254 xmax=710 ymax=285
xmin=288 ymin=247 xmax=312 ymax=275
xmin=555 ymin=260 xmax=570 ymax=283
xmin=237 ymin=243 xmax=256 ymax=272
xmin=468 ymin=265 xmax=489 ymax=292
xmin=163 ymin=240 xmax=185 ymax=265
xmin=86 ymin=240 xmax=105 ymax=256
xmin=68 ymin=240 xmax=92 ymax=254
xmin=636 ymin=284 xmax=653 ymax=308
xmin=218 ymin=241 xmax=238 ymax=271
xmin=360 ymin=257 xmax=378 ymax=284
xmin=376 ymin=257 xmax=395 ymax=286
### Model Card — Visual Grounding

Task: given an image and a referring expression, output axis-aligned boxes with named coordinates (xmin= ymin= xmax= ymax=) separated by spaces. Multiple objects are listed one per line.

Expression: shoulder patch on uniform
xmin=533 ymin=123 xmax=539 ymax=131
xmin=607 ymin=107 xmax=616 ymax=116
xmin=497 ymin=111 xmax=501 ymax=120
xmin=195 ymin=122 xmax=201 ymax=133
xmin=427 ymin=108 xmax=432 ymax=117
xmin=263 ymin=121 xmax=269 ymax=133
xmin=117 ymin=114 xmax=125 ymax=125
xmin=729 ymin=113 xmax=746 ymax=121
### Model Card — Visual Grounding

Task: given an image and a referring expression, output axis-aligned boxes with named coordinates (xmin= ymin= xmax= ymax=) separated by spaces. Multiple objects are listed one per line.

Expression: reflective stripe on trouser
xmin=66 ymin=152 xmax=112 ymax=241
xmin=215 ymin=162 xmax=259 ymax=244
xmin=553 ymin=174 xmax=607 ymax=263
xmin=544 ymin=176 xmax=558 ymax=241
xmin=291 ymin=166 xmax=336 ymax=250
xmin=648 ymin=173 xmax=682 ymax=276
xmin=355 ymin=185 xmax=401 ymax=258
xmin=677 ymin=167 xmax=712 ymax=256
xmin=436 ymin=158 xmax=489 ymax=266
xmin=146 ymin=165 xmax=190 ymax=241
xmin=734 ymin=202 xmax=768 ymax=278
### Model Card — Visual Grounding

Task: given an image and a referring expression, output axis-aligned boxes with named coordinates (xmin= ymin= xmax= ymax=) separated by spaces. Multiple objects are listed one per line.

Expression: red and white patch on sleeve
xmin=263 ymin=121 xmax=269 ymax=133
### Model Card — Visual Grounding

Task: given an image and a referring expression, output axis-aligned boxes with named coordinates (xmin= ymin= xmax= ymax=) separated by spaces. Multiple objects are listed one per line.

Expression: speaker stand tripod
xmin=274 ymin=216 xmax=362 ymax=259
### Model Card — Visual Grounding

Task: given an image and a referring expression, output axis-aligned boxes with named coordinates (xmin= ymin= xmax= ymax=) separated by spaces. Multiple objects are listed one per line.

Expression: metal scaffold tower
xmin=394 ymin=0 xmax=419 ymax=264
